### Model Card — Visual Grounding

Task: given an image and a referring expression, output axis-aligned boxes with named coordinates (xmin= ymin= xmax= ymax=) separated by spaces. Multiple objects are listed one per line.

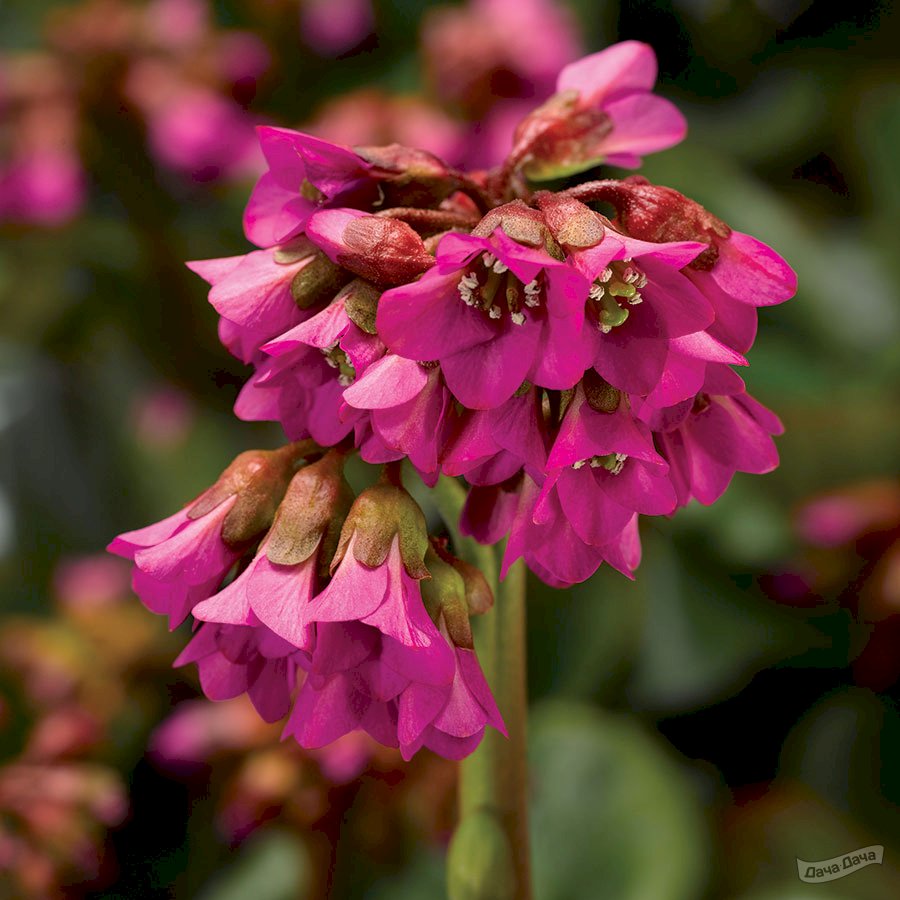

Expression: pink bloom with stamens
xmin=377 ymin=227 xmax=592 ymax=409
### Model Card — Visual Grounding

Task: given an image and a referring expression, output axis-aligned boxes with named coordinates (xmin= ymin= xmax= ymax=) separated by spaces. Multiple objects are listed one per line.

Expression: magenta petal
xmin=529 ymin=313 xmax=589 ymax=390
xmin=342 ymin=354 xmax=428 ymax=410
xmin=377 ymin=269 xmax=496 ymax=359
xmin=380 ymin=633 xmax=456 ymax=687
xmin=247 ymin=555 xmax=317 ymax=651
xmin=263 ymin=295 xmax=349 ymax=356
xmin=710 ymin=231 xmax=798 ymax=306
xmin=244 ymin=171 xmax=311 ymax=248
xmin=601 ymin=93 xmax=687 ymax=158
xmin=397 ymin=681 xmax=448 ymax=746
xmin=442 ymin=323 xmax=540 ymax=409
xmin=460 ymin=483 xmax=519 ymax=545
xmin=456 ymin=649 xmax=506 ymax=735
xmin=557 ymin=41 xmax=658 ymax=101
xmin=197 ymin=651 xmax=249 ymax=702
xmin=286 ymin=673 xmax=367 ymax=747
xmin=630 ymin=259 xmax=714 ymax=339
xmin=594 ymin=331 xmax=666 ymax=395
xmin=594 ymin=461 xmax=676 ymax=516
xmin=248 ymin=657 xmax=292 ymax=723
xmin=357 ymin=658 xmax=410 ymax=702
xmin=192 ymin=566 xmax=254 ymax=626
xmin=418 ymin=728 xmax=484 ymax=761
xmin=555 ymin=468 xmax=633 ymax=546
xmin=311 ymin=622 xmax=378 ymax=677
xmin=107 ymin=508 xmax=190 ymax=557
xmin=308 ymin=542 xmax=389 ymax=623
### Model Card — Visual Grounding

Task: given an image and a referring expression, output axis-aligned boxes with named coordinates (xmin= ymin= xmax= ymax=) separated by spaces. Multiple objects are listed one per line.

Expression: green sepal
xmin=265 ymin=451 xmax=354 ymax=576
xmin=331 ymin=483 xmax=430 ymax=579
xmin=340 ymin=279 xmax=381 ymax=335
xmin=290 ymin=252 xmax=352 ymax=309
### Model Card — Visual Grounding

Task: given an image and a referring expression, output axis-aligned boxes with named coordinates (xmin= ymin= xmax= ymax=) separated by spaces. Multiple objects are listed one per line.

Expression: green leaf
xmin=529 ymin=701 xmax=708 ymax=900
xmin=197 ymin=829 xmax=311 ymax=900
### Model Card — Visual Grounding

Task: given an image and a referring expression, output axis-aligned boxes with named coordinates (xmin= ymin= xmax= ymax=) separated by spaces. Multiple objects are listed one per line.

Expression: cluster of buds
xmin=112 ymin=40 xmax=796 ymax=758
xmin=110 ymin=445 xmax=505 ymax=759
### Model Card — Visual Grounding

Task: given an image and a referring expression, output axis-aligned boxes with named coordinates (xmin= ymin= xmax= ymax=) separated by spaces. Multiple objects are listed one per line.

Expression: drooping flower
xmin=508 ymin=41 xmax=687 ymax=181
xmin=107 ymin=444 xmax=310 ymax=628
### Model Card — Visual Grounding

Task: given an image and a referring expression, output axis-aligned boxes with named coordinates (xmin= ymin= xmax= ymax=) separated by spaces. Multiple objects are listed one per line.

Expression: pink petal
xmin=557 ymin=41 xmax=658 ymax=102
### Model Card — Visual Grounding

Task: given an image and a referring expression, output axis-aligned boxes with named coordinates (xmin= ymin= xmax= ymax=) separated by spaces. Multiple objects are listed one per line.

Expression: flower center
xmin=322 ymin=343 xmax=355 ymax=386
xmin=572 ymin=452 xmax=628 ymax=474
xmin=457 ymin=252 xmax=542 ymax=327
xmin=589 ymin=259 xmax=646 ymax=333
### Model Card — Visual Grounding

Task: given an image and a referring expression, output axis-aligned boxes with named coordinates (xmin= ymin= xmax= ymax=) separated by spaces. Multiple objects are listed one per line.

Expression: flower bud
xmin=306 ymin=209 xmax=434 ymax=286
xmin=535 ymin=192 xmax=606 ymax=249
xmin=598 ymin=177 xmax=731 ymax=269
xmin=340 ymin=278 xmax=381 ymax=334
xmin=355 ymin=143 xmax=456 ymax=207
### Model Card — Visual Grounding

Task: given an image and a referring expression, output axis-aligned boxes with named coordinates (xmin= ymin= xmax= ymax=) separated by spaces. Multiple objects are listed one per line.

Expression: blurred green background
xmin=1 ymin=0 xmax=899 ymax=897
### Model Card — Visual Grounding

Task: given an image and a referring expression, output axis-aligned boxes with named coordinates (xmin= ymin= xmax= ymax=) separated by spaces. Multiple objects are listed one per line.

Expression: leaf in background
xmin=529 ymin=701 xmax=708 ymax=900
xmin=625 ymin=533 xmax=818 ymax=712
xmin=197 ymin=829 xmax=311 ymax=900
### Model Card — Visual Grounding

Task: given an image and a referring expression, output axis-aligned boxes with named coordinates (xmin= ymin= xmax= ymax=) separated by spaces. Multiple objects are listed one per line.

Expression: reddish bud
xmin=306 ymin=209 xmax=434 ymax=286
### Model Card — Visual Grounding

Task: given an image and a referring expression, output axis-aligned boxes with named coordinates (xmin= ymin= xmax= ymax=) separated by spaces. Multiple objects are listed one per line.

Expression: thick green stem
xmin=464 ymin=554 xmax=531 ymax=894
xmin=432 ymin=476 xmax=531 ymax=899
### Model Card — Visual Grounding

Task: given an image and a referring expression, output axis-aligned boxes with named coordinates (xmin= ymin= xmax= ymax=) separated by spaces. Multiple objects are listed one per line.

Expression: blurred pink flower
xmin=300 ymin=0 xmax=373 ymax=55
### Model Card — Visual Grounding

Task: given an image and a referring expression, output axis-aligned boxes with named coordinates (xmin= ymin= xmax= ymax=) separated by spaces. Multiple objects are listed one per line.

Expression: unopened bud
xmin=535 ymin=192 xmax=606 ymax=249
xmin=307 ymin=209 xmax=434 ymax=286
xmin=601 ymin=178 xmax=731 ymax=270
xmin=355 ymin=143 xmax=455 ymax=207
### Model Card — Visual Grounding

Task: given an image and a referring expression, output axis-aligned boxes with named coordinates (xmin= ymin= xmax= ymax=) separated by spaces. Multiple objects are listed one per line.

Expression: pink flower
xmin=192 ymin=452 xmax=353 ymax=654
xmin=397 ymin=619 xmax=505 ymax=760
xmin=175 ymin=622 xmax=304 ymax=723
xmin=143 ymin=85 xmax=261 ymax=182
xmin=377 ymin=223 xmax=592 ymax=409
xmin=509 ymin=41 xmax=686 ymax=180
xmin=107 ymin=446 xmax=304 ymax=628
xmin=241 ymin=282 xmax=385 ymax=444
xmin=0 ymin=150 xmax=85 ymax=226
xmin=656 ymin=390 xmax=783 ymax=507
xmin=300 ymin=0 xmax=374 ymax=55
xmin=342 ymin=355 xmax=454 ymax=484
xmin=187 ymin=247 xmax=319 ymax=363
xmin=107 ymin=499 xmax=241 ymax=630
xmin=243 ymin=127 xmax=374 ymax=248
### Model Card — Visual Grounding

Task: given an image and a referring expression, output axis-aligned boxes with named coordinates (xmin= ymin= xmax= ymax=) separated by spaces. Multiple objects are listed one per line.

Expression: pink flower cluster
xmin=112 ymin=41 xmax=796 ymax=760
xmin=187 ymin=41 xmax=794 ymax=588
xmin=109 ymin=448 xmax=504 ymax=760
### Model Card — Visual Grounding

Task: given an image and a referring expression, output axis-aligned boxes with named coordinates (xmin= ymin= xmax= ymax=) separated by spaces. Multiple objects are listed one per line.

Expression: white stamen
xmin=510 ymin=311 xmax=526 ymax=326
xmin=611 ymin=453 xmax=628 ymax=475
xmin=636 ymin=273 xmax=648 ymax=289
xmin=482 ymin=252 xmax=496 ymax=267
xmin=597 ymin=267 xmax=613 ymax=283
xmin=572 ymin=459 xmax=587 ymax=470
xmin=523 ymin=279 xmax=540 ymax=296
xmin=622 ymin=266 xmax=640 ymax=284
xmin=628 ymin=293 xmax=643 ymax=305
xmin=589 ymin=284 xmax=606 ymax=302
xmin=492 ymin=258 xmax=509 ymax=274
xmin=488 ymin=305 xmax=501 ymax=319
xmin=599 ymin=323 xmax=613 ymax=334
xmin=338 ymin=373 xmax=353 ymax=387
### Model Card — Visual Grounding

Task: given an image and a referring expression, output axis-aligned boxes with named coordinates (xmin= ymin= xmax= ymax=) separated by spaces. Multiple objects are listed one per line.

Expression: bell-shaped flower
xmin=108 ymin=445 xmax=307 ymax=628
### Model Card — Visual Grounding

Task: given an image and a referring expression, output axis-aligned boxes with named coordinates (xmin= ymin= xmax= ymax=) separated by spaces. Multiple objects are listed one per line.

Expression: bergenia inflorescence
xmin=110 ymin=42 xmax=795 ymax=759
